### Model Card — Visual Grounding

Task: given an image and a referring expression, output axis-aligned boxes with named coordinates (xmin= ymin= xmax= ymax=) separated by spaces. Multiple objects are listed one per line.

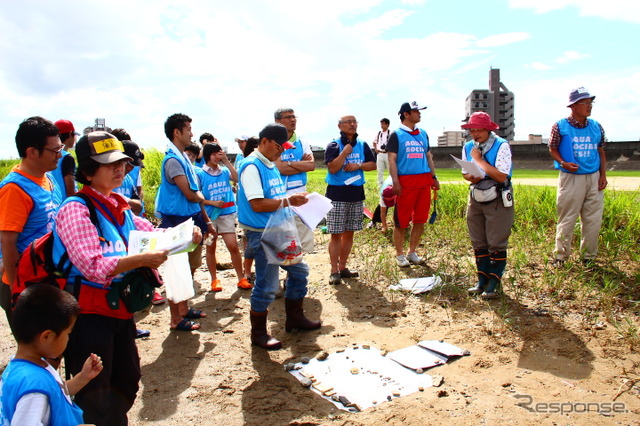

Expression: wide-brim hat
xmin=461 ymin=112 xmax=499 ymax=131
xmin=76 ymin=131 xmax=132 ymax=164
xmin=567 ymin=87 xmax=595 ymax=107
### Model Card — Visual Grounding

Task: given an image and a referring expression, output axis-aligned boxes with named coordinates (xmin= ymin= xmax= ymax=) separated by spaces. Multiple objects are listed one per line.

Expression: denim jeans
xmin=245 ymin=230 xmax=309 ymax=312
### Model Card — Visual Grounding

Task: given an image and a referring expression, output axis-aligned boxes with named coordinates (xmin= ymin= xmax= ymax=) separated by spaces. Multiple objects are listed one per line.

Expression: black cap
xmin=122 ymin=140 xmax=145 ymax=167
xmin=258 ymin=123 xmax=293 ymax=149
xmin=398 ymin=101 xmax=427 ymax=116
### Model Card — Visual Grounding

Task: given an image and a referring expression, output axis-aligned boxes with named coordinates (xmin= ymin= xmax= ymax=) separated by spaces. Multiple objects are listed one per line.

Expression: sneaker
xmin=329 ymin=273 xmax=342 ymax=285
xmin=468 ymin=285 xmax=484 ymax=295
xmin=407 ymin=252 xmax=424 ymax=265
xmin=481 ymin=290 xmax=498 ymax=300
xmin=237 ymin=278 xmax=252 ymax=290
xmin=210 ymin=279 xmax=222 ymax=292
xmin=151 ymin=292 xmax=166 ymax=305
xmin=550 ymin=259 xmax=565 ymax=268
xmin=396 ymin=255 xmax=410 ymax=267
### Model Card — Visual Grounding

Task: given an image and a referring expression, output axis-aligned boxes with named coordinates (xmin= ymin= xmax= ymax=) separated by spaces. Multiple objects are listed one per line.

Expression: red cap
xmin=55 ymin=119 xmax=78 ymax=135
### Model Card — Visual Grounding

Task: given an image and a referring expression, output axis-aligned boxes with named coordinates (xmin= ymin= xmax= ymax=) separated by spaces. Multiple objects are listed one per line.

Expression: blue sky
xmin=0 ymin=0 xmax=638 ymax=158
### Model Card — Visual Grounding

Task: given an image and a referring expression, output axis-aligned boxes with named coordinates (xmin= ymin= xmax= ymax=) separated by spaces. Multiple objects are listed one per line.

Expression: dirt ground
xmin=1 ymin=177 xmax=639 ymax=425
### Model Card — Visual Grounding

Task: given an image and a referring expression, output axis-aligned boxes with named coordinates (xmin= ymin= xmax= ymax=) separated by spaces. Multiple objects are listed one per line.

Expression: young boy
xmin=196 ymin=143 xmax=250 ymax=291
xmin=0 ymin=284 xmax=103 ymax=425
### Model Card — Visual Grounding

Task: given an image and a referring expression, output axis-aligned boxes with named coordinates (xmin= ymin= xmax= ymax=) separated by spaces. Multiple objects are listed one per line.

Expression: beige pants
xmin=554 ymin=172 xmax=604 ymax=261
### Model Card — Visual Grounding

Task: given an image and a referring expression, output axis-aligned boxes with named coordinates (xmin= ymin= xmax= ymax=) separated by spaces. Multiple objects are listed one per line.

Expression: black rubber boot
xmin=284 ymin=298 xmax=322 ymax=333
xmin=469 ymin=249 xmax=490 ymax=294
xmin=482 ymin=251 xmax=507 ymax=300
xmin=250 ymin=310 xmax=282 ymax=350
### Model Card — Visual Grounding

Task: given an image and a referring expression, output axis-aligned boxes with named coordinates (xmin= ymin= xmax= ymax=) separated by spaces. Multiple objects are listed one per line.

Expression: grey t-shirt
xmin=163 ymin=157 xmax=186 ymax=184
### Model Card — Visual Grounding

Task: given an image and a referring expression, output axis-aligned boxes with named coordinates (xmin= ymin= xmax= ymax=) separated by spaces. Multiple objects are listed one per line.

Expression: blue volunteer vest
xmin=0 ymin=171 xmax=61 ymax=256
xmin=196 ymin=167 xmax=236 ymax=220
xmin=555 ymin=118 xmax=602 ymax=174
xmin=52 ymin=196 xmax=136 ymax=292
xmin=280 ymin=137 xmax=308 ymax=190
xmin=237 ymin=156 xmax=287 ymax=230
xmin=156 ymin=149 xmax=201 ymax=217
xmin=113 ymin=174 xmax=136 ymax=198
xmin=0 ymin=359 xmax=84 ymax=426
xmin=325 ymin=138 xmax=366 ymax=186
xmin=394 ymin=128 xmax=431 ymax=176
xmin=51 ymin=150 xmax=77 ymax=199
xmin=463 ymin=136 xmax=513 ymax=178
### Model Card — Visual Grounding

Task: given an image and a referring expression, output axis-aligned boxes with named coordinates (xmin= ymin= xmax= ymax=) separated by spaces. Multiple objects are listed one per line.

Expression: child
xmin=0 ymin=284 xmax=103 ymax=425
xmin=196 ymin=143 xmax=250 ymax=292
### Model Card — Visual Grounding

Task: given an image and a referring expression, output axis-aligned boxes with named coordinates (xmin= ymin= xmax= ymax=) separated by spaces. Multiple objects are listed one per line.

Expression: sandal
xmin=340 ymin=268 xmax=359 ymax=278
xmin=171 ymin=319 xmax=200 ymax=332
xmin=184 ymin=307 xmax=207 ymax=319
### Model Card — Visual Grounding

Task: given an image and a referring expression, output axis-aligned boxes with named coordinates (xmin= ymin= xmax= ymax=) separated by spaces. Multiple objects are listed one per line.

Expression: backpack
xmin=11 ymin=193 xmax=101 ymax=308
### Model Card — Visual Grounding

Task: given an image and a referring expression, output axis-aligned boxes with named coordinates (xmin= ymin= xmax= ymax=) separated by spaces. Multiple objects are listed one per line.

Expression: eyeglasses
xmin=280 ymin=115 xmax=297 ymax=120
xmin=341 ymin=120 xmax=358 ymax=125
xmin=42 ymin=145 xmax=64 ymax=154
xmin=269 ymin=139 xmax=284 ymax=151
xmin=576 ymin=101 xmax=594 ymax=106
xmin=104 ymin=159 xmax=130 ymax=169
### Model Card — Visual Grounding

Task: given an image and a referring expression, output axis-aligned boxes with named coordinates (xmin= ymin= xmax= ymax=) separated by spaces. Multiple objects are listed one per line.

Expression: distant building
xmin=437 ymin=130 xmax=466 ymax=147
xmin=464 ymin=68 xmax=515 ymax=141
xmin=511 ymin=134 xmax=544 ymax=145
xmin=83 ymin=118 xmax=112 ymax=135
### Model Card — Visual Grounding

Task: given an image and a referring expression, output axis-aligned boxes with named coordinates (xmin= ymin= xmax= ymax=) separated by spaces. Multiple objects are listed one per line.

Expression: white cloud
xmin=508 ymin=0 xmax=640 ymax=23
xmin=556 ymin=51 xmax=591 ymax=64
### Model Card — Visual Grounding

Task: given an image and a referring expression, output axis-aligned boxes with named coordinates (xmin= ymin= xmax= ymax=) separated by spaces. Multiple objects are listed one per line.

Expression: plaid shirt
xmin=56 ymin=186 xmax=156 ymax=286
xmin=549 ymin=116 xmax=606 ymax=149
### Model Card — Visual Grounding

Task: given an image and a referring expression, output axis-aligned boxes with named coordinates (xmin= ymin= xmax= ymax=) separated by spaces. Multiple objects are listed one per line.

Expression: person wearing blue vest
xmin=274 ymin=107 xmax=316 ymax=253
xmin=0 ymin=116 xmax=62 ymax=332
xmin=52 ymin=131 xmax=182 ymax=425
xmin=0 ymin=284 xmax=103 ymax=426
xmin=238 ymin=123 xmax=320 ymax=350
xmin=549 ymin=87 xmax=607 ymax=266
xmin=113 ymin=140 xmax=145 ymax=216
xmin=460 ymin=112 xmax=514 ymax=299
xmin=388 ymin=101 xmax=439 ymax=268
xmin=324 ymin=115 xmax=376 ymax=285
xmin=196 ymin=143 xmax=250 ymax=292
xmin=157 ymin=113 xmax=210 ymax=331
xmin=53 ymin=119 xmax=79 ymax=199
xmin=195 ymin=132 xmax=217 ymax=168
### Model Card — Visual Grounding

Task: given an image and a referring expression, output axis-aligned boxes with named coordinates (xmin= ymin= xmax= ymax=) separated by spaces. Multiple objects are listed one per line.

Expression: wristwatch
xmin=287 ymin=161 xmax=292 ymax=166
xmin=432 ymin=175 xmax=438 ymax=180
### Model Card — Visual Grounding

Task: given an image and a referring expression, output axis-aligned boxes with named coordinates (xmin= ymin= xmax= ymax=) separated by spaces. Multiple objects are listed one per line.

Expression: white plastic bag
xmin=160 ymin=252 xmax=195 ymax=303
xmin=260 ymin=200 xmax=303 ymax=265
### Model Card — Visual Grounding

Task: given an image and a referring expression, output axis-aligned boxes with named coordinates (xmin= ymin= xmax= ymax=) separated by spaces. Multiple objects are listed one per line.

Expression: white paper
xmin=418 ymin=340 xmax=469 ymax=357
xmin=387 ymin=345 xmax=448 ymax=370
xmin=128 ymin=218 xmax=197 ymax=256
xmin=289 ymin=347 xmax=432 ymax=411
xmin=290 ymin=192 xmax=334 ymax=229
xmin=451 ymin=154 xmax=485 ymax=178
xmin=388 ymin=276 xmax=443 ymax=294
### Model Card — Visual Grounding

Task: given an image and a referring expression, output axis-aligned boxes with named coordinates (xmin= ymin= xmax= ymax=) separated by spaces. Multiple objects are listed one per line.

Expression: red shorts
xmin=394 ymin=174 xmax=433 ymax=229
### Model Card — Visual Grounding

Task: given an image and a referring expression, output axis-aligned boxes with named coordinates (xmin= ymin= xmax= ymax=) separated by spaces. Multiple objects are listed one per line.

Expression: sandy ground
xmin=1 ymin=177 xmax=639 ymax=425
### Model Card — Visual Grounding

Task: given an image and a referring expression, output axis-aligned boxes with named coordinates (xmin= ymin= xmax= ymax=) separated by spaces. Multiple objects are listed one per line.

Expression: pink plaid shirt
xmin=56 ymin=186 xmax=157 ymax=286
